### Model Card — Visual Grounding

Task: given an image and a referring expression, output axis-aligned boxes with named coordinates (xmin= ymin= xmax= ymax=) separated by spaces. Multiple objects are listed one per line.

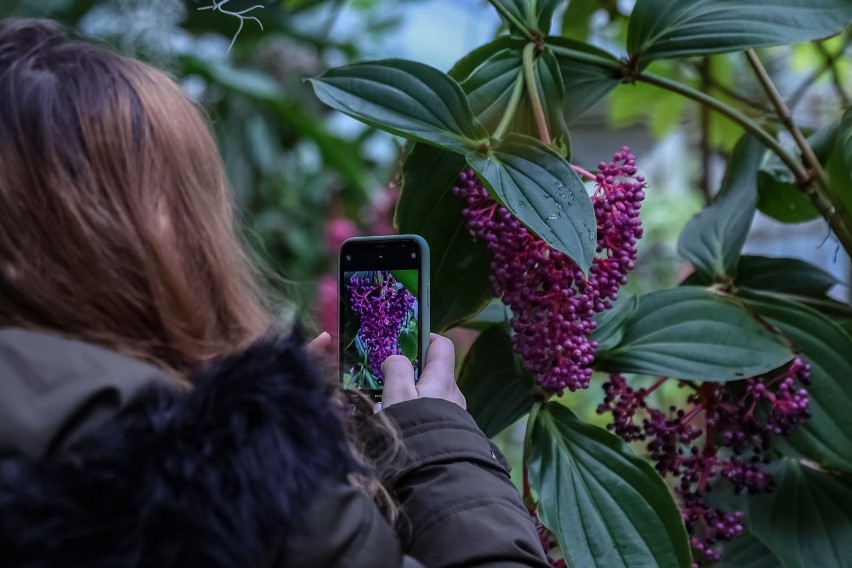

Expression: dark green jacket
xmin=0 ymin=328 xmax=548 ymax=567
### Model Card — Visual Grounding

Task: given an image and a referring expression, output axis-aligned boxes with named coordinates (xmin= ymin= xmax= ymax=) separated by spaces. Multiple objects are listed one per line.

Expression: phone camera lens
xmin=345 ymin=255 xmax=352 ymax=262
xmin=411 ymin=252 xmax=416 ymax=259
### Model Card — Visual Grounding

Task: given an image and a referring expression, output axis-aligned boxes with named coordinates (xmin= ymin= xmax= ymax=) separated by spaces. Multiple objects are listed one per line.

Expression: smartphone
xmin=339 ymin=235 xmax=430 ymax=401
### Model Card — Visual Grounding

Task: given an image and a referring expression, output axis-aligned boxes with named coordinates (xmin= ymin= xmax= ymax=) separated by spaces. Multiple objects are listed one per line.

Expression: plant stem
xmin=745 ymin=48 xmax=852 ymax=256
xmin=571 ymin=164 xmax=596 ymax=180
xmin=493 ymin=71 xmax=526 ymax=142
xmin=487 ymin=0 xmax=535 ymax=41
xmin=523 ymin=42 xmax=552 ymax=146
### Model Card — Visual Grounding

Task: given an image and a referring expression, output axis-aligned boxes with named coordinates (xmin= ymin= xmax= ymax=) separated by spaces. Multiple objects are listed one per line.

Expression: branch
xmin=745 ymin=48 xmax=852 ymax=257
xmin=198 ymin=0 xmax=264 ymax=52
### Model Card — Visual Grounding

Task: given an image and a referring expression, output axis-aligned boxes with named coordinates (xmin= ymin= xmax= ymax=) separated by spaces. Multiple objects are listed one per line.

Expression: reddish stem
xmin=571 ymin=164 xmax=597 ymax=181
xmin=645 ymin=377 xmax=667 ymax=396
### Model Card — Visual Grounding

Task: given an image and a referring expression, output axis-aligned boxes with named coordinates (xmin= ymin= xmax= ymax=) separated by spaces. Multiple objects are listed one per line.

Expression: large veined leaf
xmin=454 ymin=38 xmax=525 ymax=132
xmin=590 ymin=292 xmax=639 ymax=352
xmin=627 ymin=0 xmax=852 ymax=67
xmin=454 ymin=40 xmax=569 ymax=148
xmin=490 ymin=0 xmax=563 ymax=33
xmin=547 ymin=37 xmax=622 ymax=123
xmin=734 ymin=256 xmax=838 ymax=297
xmin=721 ymin=531 xmax=782 ymax=568
xmin=395 ymin=144 xmax=492 ymax=331
xmin=310 ymin=59 xmax=488 ymax=154
xmin=457 ymin=325 xmax=535 ymax=437
xmin=528 ymin=403 xmax=692 ymax=568
xmin=594 ymin=286 xmax=793 ymax=381
xmin=466 ymin=134 xmax=597 ymax=274
xmin=678 ymin=135 xmax=763 ymax=280
xmin=743 ymin=459 xmax=852 ymax=568
xmin=739 ymin=290 xmax=852 ymax=473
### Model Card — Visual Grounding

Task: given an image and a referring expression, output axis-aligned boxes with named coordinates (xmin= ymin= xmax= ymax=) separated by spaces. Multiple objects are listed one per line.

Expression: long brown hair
xmin=0 ymin=18 xmax=273 ymax=375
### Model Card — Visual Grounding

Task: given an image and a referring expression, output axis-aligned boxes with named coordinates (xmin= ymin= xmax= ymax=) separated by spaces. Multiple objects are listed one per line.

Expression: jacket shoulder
xmin=0 ymin=334 xmax=362 ymax=567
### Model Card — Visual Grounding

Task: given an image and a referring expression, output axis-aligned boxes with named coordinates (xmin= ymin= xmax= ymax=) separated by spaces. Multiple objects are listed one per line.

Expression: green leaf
xmin=466 ymin=134 xmax=597 ymax=274
xmin=389 ymin=269 xmax=418 ymax=296
xmin=457 ymin=325 xmax=535 ymax=437
xmin=743 ymin=459 xmax=852 ymax=568
xmin=739 ymin=290 xmax=852 ymax=473
xmin=677 ymin=135 xmax=763 ymax=280
xmin=547 ymin=36 xmax=622 ymax=123
xmin=721 ymin=530 xmax=782 ymax=568
xmin=395 ymin=144 xmax=493 ymax=331
xmin=528 ymin=403 xmax=692 ymax=568
xmin=455 ymin=38 xmax=526 ymax=132
xmin=459 ymin=299 xmax=512 ymax=330
xmin=627 ymin=0 xmax=852 ymax=67
xmin=398 ymin=328 xmax=418 ymax=361
xmin=735 ymin=256 xmax=838 ymax=297
xmin=309 ymin=59 xmax=487 ymax=154
xmin=757 ymin=123 xmax=838 ymax=224
xmin=756 ymin=170 xmax=820 ymax=223
xmin=453 ymin=41 xmax=570 ymax=148
xmin=595 ymin=287 xmax=794 ymax=381
xmin=837 ymin=105 xmax=852 ymax=173
xmin=590 ymin=292 xmax=639 ymax=353
xmin=491 ymin=0 xmax=562 ymax=33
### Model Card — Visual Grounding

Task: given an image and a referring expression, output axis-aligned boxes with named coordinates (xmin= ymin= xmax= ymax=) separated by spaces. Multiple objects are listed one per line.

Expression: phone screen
xmin=339 ymin=238 xmax=424 ymax=400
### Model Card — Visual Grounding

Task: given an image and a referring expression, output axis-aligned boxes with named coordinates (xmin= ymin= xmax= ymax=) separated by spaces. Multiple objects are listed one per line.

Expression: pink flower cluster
xmin=453 ymin=148 xmax=645 ymax=393
xmin=347 ymin=272 xmax=415 ymax=382
xmin=598 ymin=357 xmax=811 ymax=564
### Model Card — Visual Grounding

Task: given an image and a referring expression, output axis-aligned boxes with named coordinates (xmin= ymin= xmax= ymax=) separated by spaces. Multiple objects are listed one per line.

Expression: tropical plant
xmin=309 ymin=0 xmax=852 ymax=565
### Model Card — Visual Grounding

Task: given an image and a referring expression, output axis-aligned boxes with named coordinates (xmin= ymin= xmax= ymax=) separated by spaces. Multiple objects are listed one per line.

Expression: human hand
xmin=307 ymin=331 xmax=332 ymax=358
xmin=381 ymin=334 xmax=466 ymax=410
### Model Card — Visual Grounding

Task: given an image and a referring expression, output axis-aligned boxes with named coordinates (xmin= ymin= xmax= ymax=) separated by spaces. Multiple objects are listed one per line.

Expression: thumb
xmin=381 ymin=355 xmax=417 ymax=409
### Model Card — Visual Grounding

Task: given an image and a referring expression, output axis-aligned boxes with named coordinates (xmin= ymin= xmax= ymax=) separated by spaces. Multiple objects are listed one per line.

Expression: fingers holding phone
xmin=383 ymin=334 xmax=466 ymax=410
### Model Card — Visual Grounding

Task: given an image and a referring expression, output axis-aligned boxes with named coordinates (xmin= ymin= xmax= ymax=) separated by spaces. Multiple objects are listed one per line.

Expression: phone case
xmin=338 ymin=234 xmax=431 ymax=376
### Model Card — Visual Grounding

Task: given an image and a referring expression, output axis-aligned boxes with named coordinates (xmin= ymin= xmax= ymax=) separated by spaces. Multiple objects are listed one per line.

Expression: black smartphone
xmin=339 ymin=235 xmax=430 ymax=401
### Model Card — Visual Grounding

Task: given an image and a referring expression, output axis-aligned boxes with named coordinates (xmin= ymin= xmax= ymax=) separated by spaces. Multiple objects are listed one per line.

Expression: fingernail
xmin=372 ymin=402 xmax=382 ymax=414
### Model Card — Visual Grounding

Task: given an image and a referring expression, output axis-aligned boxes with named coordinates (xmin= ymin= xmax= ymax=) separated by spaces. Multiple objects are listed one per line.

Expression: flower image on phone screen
xmin=341 ymin=269 xmax=420 ymax=391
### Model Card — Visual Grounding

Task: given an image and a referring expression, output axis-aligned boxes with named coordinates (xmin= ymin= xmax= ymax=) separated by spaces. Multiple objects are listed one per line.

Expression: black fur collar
xmin=0 ymin=333 xmax=360 ymax=567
